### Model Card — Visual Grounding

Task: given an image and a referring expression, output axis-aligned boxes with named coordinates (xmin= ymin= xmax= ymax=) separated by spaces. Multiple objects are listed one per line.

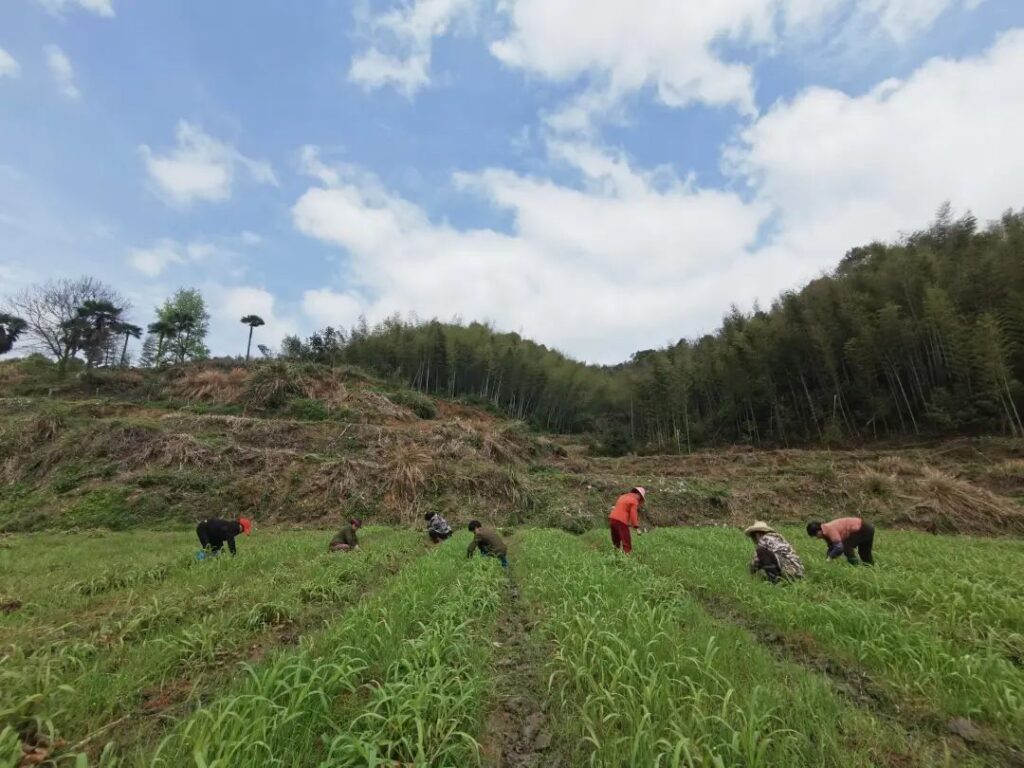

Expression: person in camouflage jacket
xmin=744 ymin=521 xmax=804 ymax=583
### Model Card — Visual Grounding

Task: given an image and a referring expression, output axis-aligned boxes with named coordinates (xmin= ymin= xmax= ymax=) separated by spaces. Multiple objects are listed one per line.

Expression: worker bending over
xmin=608 ymin=487 xmax=646 ymax=554
xmin=425 ymin=511 xmax=453 ymax=543
xmin=466 ymin=521 xmax=507 ymax=567
xmin=196 ymin=517 xmax=252 ymax=556
xmin=807 ymin=516 xmax=875 ymax=565
xmin=744 ymin=521 xmax=804 ymax=582
xmin=329 ymin=518 xmax=362 ymax=553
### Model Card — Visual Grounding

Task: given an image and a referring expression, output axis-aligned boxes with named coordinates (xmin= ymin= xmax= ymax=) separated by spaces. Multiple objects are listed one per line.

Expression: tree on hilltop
xmin=0 ymin=313 xmax=28 ymax=355
xmin=241 ymin=314 xmax=265 ymax=362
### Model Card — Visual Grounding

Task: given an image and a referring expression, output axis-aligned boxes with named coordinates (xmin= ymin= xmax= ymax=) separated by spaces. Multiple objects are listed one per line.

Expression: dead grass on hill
xmin=137 ymin=433 xmax=221 ymax=471
xmin=171 ymin=367 xmax=248 ymax=405
xmin=382 ymin=442 xmax=432 ymax=523
xmin=897 ymin=467 xmax=1024 ymax=535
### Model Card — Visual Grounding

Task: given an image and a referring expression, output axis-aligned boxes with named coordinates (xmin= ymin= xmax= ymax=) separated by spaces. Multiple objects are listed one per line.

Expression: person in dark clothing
xmin=329 ymin=518 xmax=362 ymax=553
xmin=807 ymin=517 xmax=875 ymax=565
xmin=425 ymin=512 xmax=453 ymax=543
xmin=196 ymin=517 xmax=252 ymax=556
xmin=466 ymin=521 xmax=507 ymax=568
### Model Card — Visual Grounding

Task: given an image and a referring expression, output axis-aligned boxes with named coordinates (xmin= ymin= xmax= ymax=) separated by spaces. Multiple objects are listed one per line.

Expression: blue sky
xmin=2 ymin=0 xmax=1024 ymax=363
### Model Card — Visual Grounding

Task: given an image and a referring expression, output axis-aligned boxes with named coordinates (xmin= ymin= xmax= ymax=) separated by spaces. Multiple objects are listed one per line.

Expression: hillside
xmin=2 ymin=358 xmax=1023 ymax=536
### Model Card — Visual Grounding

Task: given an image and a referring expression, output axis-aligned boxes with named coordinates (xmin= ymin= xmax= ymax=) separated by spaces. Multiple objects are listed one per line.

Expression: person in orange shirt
xmin=807 ymin=516 xmax=875 ymax=565
xmin=608 ymin=487 xmax=646 ymax=554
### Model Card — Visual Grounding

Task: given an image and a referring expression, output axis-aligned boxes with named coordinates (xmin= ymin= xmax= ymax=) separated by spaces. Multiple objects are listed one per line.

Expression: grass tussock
xmin=382 ymin=442 xmax=432 ymax=522
xmin=900 ymin=467 xmax=1024 ymax=535
xmin=171 ymin=367 xmax=248 ymax=404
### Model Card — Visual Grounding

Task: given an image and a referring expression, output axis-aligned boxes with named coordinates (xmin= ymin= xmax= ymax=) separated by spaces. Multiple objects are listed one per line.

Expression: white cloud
xmin=492 ymin=0 xmax=771 ymax=128
xmin=139 ymin=121 xmax=277 ymax=207
xmin=35 ymin=0 xmax=115 ymax=18
xmin=44 ymin=45 xmax=80 ymax=100
xmin=302 ymin=288 xmax=366 ymax=330
xmin=349 ymin=0 xmax=476 ymax=95
xmin=0 ymin=48 xmax=20 ymax=79
xmin=490 ymin=0 xmax=990 ymax=131
xmin=292 ymin=141 xmax=768 ymax=362
xmin=127 ymin=238 xmax=231 ymax=277
xmin=206 ymin=285 xmax=299 ymax=358
xmin=863 ymin=0 xmax=986 ymax=43
xmin=296 ymin=28 xmax=1024 ymax=362
xmin=728 ymin=27 xmax=1024 ymax=278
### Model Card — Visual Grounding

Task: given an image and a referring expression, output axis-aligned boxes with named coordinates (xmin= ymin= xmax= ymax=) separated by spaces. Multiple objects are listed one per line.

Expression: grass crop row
xmin=147 ymin=532 xmax=504 ymax=768
xmin=627 ymin=527 xmax=1024 ymax=753
xmin=515 ymin=529 xmax=964 ymax=767
xmin=1 ymin=528 xmax=423 ymax=763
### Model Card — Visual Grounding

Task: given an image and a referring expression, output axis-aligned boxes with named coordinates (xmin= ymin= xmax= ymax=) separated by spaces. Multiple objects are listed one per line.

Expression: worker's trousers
xmin=609 ymin=519 xmax=632 ymax=554
xmin=842 ymin=523 xmax=875 ymax=565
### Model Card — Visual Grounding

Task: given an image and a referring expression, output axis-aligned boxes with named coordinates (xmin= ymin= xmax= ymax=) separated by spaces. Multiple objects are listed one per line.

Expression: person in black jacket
xmin=196 ymin=517 xmax=252 ymax=556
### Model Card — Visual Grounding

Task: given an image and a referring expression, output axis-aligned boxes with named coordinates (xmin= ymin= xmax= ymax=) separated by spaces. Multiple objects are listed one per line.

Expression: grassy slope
xmin=1 ymin=358 xmax=1023 ymax=538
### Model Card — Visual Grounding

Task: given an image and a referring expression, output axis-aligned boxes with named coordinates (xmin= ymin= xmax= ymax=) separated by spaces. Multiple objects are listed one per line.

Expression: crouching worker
xmin=329 ymin=518 xmax=362 ymax=553
xmin=744 ymin=521 xmax=804 ymax=583
xmin=196 ymin=517 xmax=252 ymax=557
xmin=425 ymin=511 xmax=453 ymax=543
xmin=467 ymin=521 xmax=507 ymax=567
xmin=609 ymin=486 xmax=646 ymax=554
xmin=807 ymin=516 xmax=875 ymax=565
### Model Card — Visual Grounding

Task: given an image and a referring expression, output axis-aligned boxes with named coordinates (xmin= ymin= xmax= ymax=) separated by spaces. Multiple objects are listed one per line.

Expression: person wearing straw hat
xmin=745 ymin=521 xmax=804 ymax=583
xmin=609 ymin=487 xmax=647 ymax=554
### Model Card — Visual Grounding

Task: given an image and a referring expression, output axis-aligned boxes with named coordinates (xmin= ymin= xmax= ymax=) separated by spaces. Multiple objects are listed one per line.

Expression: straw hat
xmin=743 ymin=520 xmax=774 ymax=537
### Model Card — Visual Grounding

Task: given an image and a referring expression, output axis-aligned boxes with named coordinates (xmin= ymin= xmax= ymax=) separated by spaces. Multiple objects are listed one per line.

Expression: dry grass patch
xmin=170 ymin=367 xmax=248 ymax=405
xmin=382 ymin=442 xmax=432 ymax=522
xmin=897 ymin=467 xmax=1024 ymax=535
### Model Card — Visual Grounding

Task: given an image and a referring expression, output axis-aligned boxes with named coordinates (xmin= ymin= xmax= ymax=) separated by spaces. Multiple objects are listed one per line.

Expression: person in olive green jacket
xmin=329 ymin=518 xmax=362 ymax=553
xmin=466 ymin=520 xmax=507 ymax=568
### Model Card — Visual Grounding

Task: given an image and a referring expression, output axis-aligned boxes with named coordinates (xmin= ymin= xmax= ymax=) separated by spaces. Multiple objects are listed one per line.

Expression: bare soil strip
xmin=480 ymin=547 xmax=560 ymax=768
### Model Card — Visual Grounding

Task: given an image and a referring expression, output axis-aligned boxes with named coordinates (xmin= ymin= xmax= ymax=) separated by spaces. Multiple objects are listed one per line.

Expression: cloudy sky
xmin=2 ymin=0 xmax=1024 ymax=363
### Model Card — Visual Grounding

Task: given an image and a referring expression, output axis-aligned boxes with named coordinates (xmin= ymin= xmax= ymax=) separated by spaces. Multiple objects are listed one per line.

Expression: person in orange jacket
xmin=608 ymin=486 xmax=646 ymax=554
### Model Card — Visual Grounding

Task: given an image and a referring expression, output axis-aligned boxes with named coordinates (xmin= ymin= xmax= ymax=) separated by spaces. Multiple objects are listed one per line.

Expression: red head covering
xmin=239 ymin=517 xmax=253 ymax=535
xmin=350 ymin=518 xmax=363 ymax=528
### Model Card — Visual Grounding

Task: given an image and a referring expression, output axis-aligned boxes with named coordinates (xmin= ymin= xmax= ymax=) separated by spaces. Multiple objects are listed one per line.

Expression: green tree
xmin=114 ymin=321 xmax=143 ymax=367
xmin=157 ymin=289 xmax=210 ymax=364
xmin=143 ymin=319 xmax=178 ymax=368
xmin=5 ymin=276 xmax=126 ymax=372
xmin=241 ymin=314 xmax=265 ymax=362
xmin=74 ymin=299 xmax=124 ymax=368
xmin=0 ymin=312 xmax=28 ymax=355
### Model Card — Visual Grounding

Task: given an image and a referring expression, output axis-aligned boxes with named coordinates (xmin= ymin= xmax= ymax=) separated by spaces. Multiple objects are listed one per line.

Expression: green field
xmin=2 ymin=526 xmax=1023 ymax=767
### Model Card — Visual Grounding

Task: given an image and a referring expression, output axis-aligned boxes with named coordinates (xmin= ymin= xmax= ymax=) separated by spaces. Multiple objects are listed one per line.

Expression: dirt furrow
xmin=480 ymin=551 xmax=559 ymax=768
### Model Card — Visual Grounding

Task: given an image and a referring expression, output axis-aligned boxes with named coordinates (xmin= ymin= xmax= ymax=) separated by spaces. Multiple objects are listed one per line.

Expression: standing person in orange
xmin=807 ymin=516 xmax=875 ymax=565
xmin=608 ymin=487 xmax=646 ymax=554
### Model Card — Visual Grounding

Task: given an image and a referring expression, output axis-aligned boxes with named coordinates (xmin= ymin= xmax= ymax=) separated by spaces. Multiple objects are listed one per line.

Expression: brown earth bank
xmin=1 ymin=359 xmax=1022 ymax=536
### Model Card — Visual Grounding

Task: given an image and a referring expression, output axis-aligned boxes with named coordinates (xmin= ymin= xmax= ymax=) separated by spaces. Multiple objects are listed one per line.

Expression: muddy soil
xmin=481 ymin=566 xmax=561 ymax=768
